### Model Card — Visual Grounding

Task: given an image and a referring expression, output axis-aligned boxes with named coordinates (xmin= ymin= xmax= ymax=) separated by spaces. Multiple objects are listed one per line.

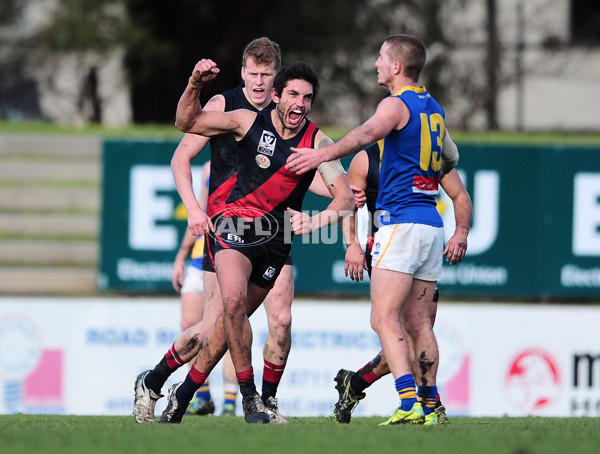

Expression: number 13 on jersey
xmin=420 ymin=112 xmax=444 ymax=173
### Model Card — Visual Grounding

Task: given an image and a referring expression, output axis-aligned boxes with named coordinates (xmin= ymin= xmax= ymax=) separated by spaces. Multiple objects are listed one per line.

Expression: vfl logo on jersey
xmin=263 ymin=266 xmax=276 ymax=280
xmin=255 ymin=154 xmax=271 ymax=169
xmin=412 ymin=175 xmax=439 ymax=195
xmin=258 ymin=130 xmax=276 ymax=156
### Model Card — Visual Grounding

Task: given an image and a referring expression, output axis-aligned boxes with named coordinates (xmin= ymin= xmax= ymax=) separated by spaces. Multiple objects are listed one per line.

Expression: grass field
xmin=2 ymin=414 xmax=599 ymax=454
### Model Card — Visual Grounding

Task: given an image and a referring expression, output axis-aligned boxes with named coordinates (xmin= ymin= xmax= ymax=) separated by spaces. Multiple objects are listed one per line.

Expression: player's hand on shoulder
xmin=287 ymin=147 xmax=321 ymax=174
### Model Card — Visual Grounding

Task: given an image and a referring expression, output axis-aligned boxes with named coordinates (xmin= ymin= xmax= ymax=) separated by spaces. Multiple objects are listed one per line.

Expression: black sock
xmin=350 ymin=354 xmax=382 ymax=394
xmin=239 ymin=379 xmax=258 ymax=398
xmin=350 ymin=373 xmax=369 ymax=394
xmin=261 ymin=380 xmax=278 ymax=402
xmin=175 ymin=374 xmax=200 ymax=408
xmin=144 ymin=358 xmax=171 ymax=394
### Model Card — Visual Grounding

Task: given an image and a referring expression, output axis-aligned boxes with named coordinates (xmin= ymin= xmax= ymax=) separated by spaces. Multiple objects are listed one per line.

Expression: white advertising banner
xmin=0 ymin=297 xmax=598 ymax=418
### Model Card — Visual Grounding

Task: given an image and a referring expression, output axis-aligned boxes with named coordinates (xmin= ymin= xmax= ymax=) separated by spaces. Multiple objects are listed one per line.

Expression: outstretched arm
xmin=286 ymin=96 xmax=406 ymax=174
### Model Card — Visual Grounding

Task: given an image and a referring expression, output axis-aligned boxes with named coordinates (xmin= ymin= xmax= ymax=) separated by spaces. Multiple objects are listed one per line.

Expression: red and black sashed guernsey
xmin=221 ymin=108 xmax=319 ymax=244
xmin=205 ymin=86 xmax=276 ymax=220
xmin=203 ymin=86 xmax=276 ymax=271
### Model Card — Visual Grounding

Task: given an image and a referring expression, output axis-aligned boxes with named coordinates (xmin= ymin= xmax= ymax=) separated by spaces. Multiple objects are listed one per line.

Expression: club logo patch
xmin=263 ymin=266 xmax=276 ymax=280
xmin=258 ymin=130 xmax=276 ymax=156
xmin=372 ymin=242 xmax=381 ymax=255
xmin=255 ymin=154 xmax=271 ymax=169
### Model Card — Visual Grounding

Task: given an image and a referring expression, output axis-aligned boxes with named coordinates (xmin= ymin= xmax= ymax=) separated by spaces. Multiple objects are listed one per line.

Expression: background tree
xmin=120 ymin=0 xmax=461 ymax=126
xmin=0 ymin=0 xmax=40 ymax=119
xmin=4 ymin=0 xmax=592 ymax=130
xmin=0 ymin=0 xmax=127 ymax=122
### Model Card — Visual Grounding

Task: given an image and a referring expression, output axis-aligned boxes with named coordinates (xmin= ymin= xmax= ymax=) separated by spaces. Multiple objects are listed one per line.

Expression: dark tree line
xmin=122 ymin=0 xmax=392 ymax=124
xmin=1 ymin=0 xmax=519 ymax=129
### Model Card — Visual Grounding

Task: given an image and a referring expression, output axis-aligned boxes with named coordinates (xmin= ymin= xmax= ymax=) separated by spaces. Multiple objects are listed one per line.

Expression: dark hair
xmin=242 ymin=37 xmax=281 ymax=71
xmin=273 ymin=61 xmax=320 ymax=102
xmin=385 ymin=34 xmax=426 ymax=82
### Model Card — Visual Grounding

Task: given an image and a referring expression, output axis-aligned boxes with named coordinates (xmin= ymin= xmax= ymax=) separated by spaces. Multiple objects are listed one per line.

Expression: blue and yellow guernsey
xmin=189 ymin=235 xmax=205 ymax=270
xmin=377 ymin=86 xmax=445 ymax=228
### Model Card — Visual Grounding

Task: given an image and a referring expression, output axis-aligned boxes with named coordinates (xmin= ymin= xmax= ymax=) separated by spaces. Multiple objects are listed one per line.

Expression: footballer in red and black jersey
xmin=213 ymin=109 xmax=319 ymax=288
xmin=203 ymin=85 xmax=276 ymax=271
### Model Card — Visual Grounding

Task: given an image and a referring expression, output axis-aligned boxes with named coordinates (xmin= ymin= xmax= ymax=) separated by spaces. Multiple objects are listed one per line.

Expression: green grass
xmin=1 ymin=415 xmax=599 ymax=454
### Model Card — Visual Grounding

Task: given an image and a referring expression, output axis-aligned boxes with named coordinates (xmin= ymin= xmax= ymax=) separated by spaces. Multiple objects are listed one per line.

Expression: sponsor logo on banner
xmin=572 ymin=173 xmax=600 ymax=257
xmin=127 ymin=165 xmax=202 ymax=252
xmin=571 ymin=351 xmax=600 ymax=416
xmin=504 ymin=348 xmax=561 ymax=413
xmin=0 ymin=314 xmax=64 ymax=414
xmin=435 ymin=321 xmax=470 ymax=415
xmin=86 ymin=328 xmax=178 ymax=347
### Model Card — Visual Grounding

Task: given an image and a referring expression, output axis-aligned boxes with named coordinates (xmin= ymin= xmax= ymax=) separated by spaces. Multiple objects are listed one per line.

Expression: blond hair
xmin=242 ymin=37 xmax=282 ymax=71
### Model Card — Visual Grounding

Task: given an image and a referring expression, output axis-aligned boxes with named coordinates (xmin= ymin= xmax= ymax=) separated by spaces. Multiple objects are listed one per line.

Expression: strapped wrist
xmin=188 ymin=76 xmax=202 ymax=89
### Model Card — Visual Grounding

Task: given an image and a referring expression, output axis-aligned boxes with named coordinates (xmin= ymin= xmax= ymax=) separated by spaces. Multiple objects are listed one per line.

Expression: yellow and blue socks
xmin=395 ymin=373 xmax=418 ymax=411
xmin=418 ymin=385 xmax=438 ymax=415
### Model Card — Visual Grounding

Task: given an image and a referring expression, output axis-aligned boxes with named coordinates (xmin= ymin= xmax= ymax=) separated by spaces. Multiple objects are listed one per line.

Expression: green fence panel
xmin=100 ymin=139 xmax=600 ymax=299
xmin=99 ymin=139 xmax=208 ymax=292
